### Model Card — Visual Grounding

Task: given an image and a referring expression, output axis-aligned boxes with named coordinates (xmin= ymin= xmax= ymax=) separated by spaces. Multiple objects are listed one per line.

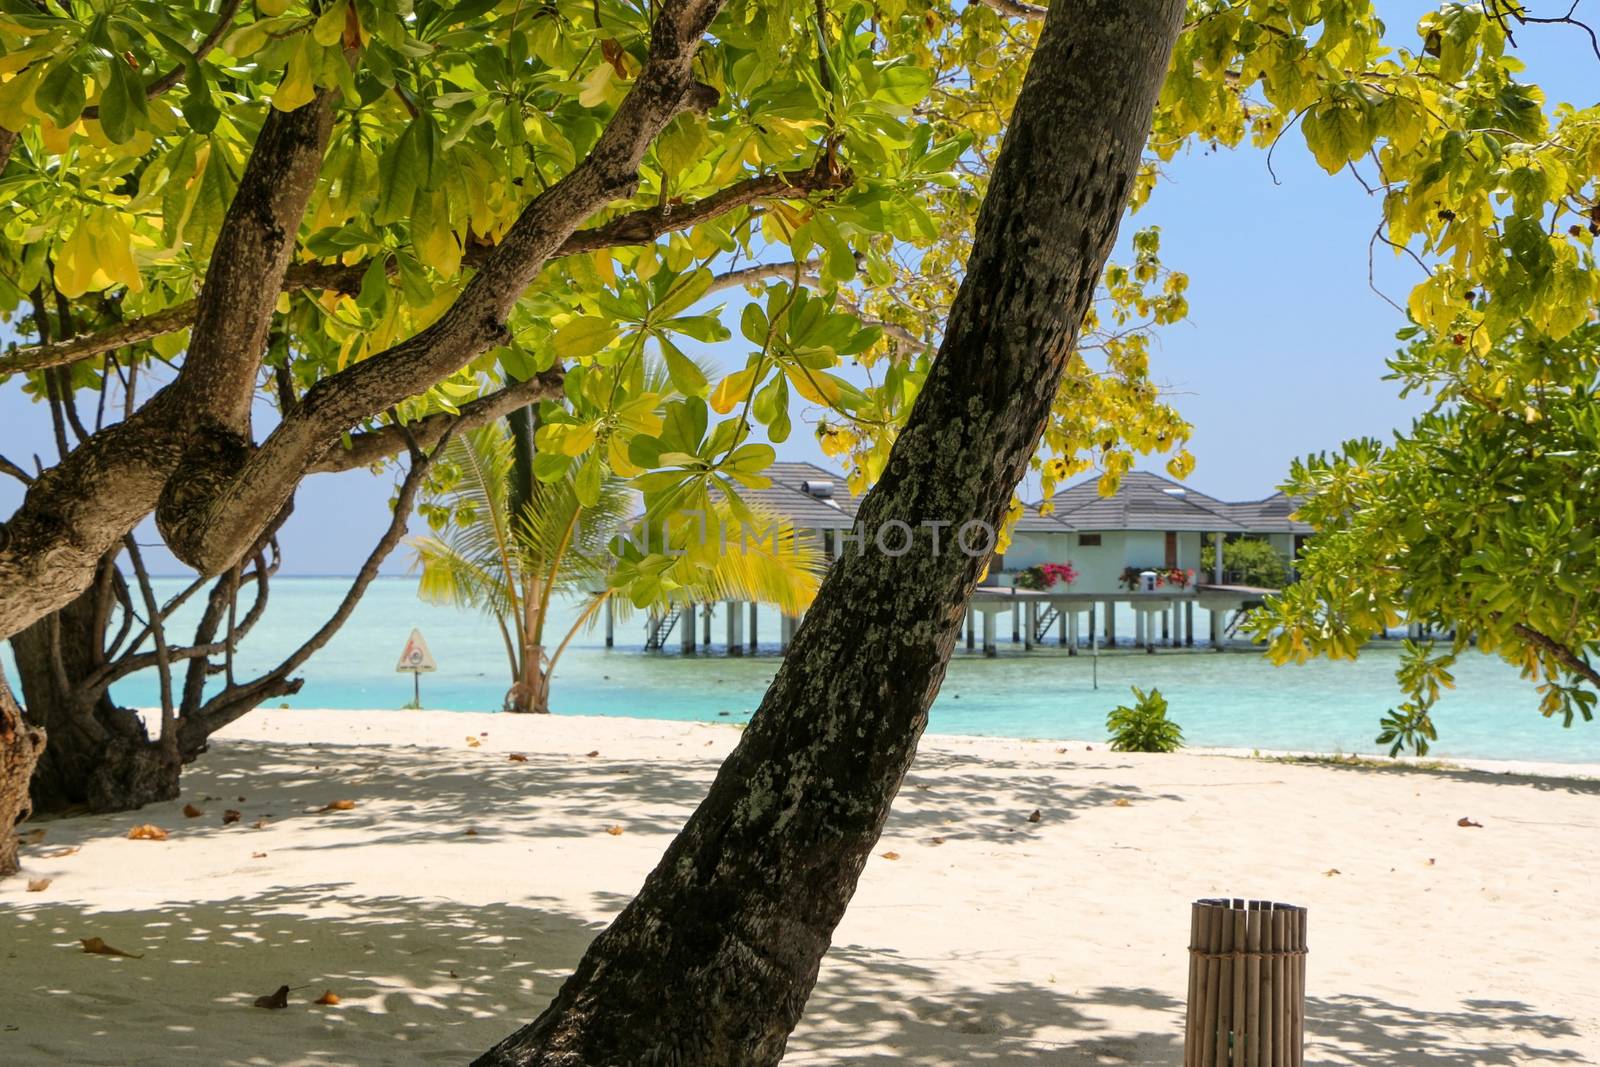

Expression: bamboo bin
xmin=1184 ymin=899 xmax=1307 ymax=1066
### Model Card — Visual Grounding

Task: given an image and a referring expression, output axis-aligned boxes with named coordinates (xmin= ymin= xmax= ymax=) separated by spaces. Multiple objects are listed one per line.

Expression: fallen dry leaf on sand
xmin=222 ymin=809 xmax=242 ymax=824
xmin=127 ymin=824 xmax=168 ymax=841
xmin=315 ymin=800 xmax=357 ymax=813
xmin=254 ymin=985 xmax=290 ymax=1010
xmin=465 ymin=736 xmax=482 ymax=748
xmin=251 ymin=851 xmax=268 ymax=859
xmin=1323 ymin=868 xmax=1341 ymax=877
xmin=1457 ymin=817 xmax=1483 ymax=828
xmin=251 ymin=817 xmax=270 ymax=829
xmin=27 ymin=878 xmax=51 ymax=892
xmin=880 ymin=851 xmax=901 ymax=861
xmin=1111 ymin=798 xmax=1132 ymax=808
xmin=604 ymin=824 xmax=624 ymax=836
xmin=41 ymin=846 xmax=80 ymax=859
xmin=314 ymin=990 xmax=340 ymax=1006
xmin=1026 ymin=809 xmax=1042 ymax=824
xmin=464 ymin=827 xmax=479 ymax=836
xmin=507 ymin=753 xmax=528 ymax=762
xmin=586 ymin=750 xmax=600 ymax=758
xmin=929 ymin=837 xmax=946 ymax=846
xmin=80 ymin=937 xmax=142 ymax=958
xmin=182 ymin=803 xmax=204 ymax=818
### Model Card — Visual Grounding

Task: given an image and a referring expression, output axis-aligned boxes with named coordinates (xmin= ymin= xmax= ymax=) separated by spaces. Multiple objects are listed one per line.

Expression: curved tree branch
xmin=156 ymin=0 xmax=733 ymax=576
xmin=177 ymin=425 xmax=446 ymax=748
xmin=975 ymin=0 xmax=1047 ymax=19
xmin=0 ymin=162 xmax=850 ymax=378
xmin=0 ymin=93 xmax=338 ymax=640
xmin=310 ymin=367 xmax=566 ymax=474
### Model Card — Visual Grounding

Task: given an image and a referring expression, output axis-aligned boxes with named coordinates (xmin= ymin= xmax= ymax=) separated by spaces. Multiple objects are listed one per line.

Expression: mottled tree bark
xmin=0 ymin=666 xmax=44 ymax=878
xmin=473 ymin=1 xmax=1185 ymax=1064
xmin=12 ymin=576 xmax=179 ymax=813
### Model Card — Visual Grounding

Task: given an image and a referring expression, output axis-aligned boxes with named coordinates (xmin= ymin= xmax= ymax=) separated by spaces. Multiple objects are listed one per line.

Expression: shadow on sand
xmin=2 ymin=736 xmax=1587 ymax=1065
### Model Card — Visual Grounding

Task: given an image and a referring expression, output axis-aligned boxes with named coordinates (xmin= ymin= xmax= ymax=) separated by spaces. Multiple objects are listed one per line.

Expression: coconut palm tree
xmin=411 ymin=421 xmax=822 ymax=713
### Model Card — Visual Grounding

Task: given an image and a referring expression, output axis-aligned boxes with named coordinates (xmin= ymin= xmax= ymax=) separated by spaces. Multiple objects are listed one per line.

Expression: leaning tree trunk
xmin=474 ymin=2 xmax=1186 ymax=1063
xmin=1 ymin=666 xmax=45 ymax=878
xmin=12 ymin=579 xmax=179 ymax=813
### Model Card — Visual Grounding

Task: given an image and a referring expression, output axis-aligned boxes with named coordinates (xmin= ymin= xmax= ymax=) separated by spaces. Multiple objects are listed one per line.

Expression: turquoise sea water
xmin=8 ymin=576 xmax=1596 ymax=764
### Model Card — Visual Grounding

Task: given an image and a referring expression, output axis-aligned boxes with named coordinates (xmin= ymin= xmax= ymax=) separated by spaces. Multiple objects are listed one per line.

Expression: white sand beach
xmin=4 ymin=709 xmax=1599 ymax=1066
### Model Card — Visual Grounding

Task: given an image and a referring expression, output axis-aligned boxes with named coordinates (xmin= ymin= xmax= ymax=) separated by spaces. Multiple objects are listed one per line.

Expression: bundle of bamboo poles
xmin=1184 ymin=898 xmax=1307 ymax=1066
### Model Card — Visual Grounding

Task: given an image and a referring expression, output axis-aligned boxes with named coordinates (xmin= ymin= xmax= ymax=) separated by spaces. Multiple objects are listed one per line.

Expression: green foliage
xmin=1200 ymin=537 xmax=1289 ymax=589
xmin=1254 ymin=325 xmax=1600 ymax=755
xmin=1106 ymin=687 xmax=1183 ymax=754
xmin=4 ymin=0 xmax=1597 ymax=736
xmin=1 ymin=0 xmax=1197 ymax=572
xmin=414 ymin=409 xmax=822 ymax=710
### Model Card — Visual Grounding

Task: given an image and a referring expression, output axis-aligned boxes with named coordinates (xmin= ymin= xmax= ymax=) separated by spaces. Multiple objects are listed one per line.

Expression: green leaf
xmin=658 ymin=336 xmax=708 ymax=397
xmin=181 ymin=60 xmax=219 ymax=133
xmin=413 ymin=111 xmax=445 ymax=191
xmin=36 ymin=58 xmax=86 ymax=129
xmin=575 ymin=452 xmax=602 ymax=507
xmin=98 ymin=56 xmax=146 ymax=145
xmin=374 ymin=125 xmax=418 ymax=225
xmin=552 ymin=317 xmax=621 ymax=360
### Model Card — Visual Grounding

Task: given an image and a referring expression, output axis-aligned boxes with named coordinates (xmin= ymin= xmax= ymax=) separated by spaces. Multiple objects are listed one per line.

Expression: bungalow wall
xmin=1001 ymin=529 xmax=1205 ymax=595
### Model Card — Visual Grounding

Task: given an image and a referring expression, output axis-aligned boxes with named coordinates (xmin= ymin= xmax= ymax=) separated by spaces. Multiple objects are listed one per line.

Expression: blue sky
xmin=3 ymin=3 xmax=1595 ymax=575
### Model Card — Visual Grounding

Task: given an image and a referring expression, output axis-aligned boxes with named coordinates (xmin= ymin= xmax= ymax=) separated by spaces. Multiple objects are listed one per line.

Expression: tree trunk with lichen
xmin=0 ymin=666 xmax=45 ymax=879
xmin=473 ymin=2 xmax=1186 ymax=1063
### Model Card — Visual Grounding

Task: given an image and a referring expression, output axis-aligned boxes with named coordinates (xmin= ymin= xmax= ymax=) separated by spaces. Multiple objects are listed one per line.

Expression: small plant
xmin=1120 ymin=565 xmax=1194 ymax=590
xmin=1106 ymin=687 xmax=1183 ymax=753
xmin=1014 ymin=561 xmax=1078 ymax=590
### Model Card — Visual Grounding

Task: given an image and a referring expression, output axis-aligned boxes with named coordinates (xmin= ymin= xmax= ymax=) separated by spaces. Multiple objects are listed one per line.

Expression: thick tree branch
xmin=0 ymin=163 xmax=849 ymax=378
xmin=0 ymin=94 xmax=338 ymax=640
xmin=157 ymin=0 xmax=732 ymax=576
xmin=310 ymin=368 xmax=566 ymax=474
xmin=0 ymin=302 xmax=198 ymax=377
xmin=177 ymin=428 xmax=444 ymax=748
xmin=975 ymin=0 xmax=1047 ymax=20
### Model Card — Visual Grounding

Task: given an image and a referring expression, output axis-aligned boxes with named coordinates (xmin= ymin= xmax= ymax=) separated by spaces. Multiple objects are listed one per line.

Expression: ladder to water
xmin=644 ymin=607 xmax=682 ymax=651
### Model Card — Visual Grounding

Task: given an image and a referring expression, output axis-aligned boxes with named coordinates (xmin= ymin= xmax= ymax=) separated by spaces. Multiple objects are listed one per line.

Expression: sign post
xmin=396 ymin=628 xmax=437 ymax=708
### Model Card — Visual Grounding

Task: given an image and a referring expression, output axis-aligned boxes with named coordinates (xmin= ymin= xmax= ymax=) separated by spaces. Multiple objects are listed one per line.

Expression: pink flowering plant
xmin=1014 ymin=562 xmax=1078 ymax=590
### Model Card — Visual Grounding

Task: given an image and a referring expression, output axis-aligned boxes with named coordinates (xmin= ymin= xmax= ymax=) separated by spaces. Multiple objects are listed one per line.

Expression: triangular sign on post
xmin=396 ymin=628 xmax=437 ymax=673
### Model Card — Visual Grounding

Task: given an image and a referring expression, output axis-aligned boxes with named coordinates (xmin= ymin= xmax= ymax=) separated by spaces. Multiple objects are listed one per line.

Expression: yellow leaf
xmin=607 ymin=433 xmax=641 ymax=476
xmin=577 ymin=64 xmax=613 ymax=108
xmin=273 ymin=37 xmax=318 ymax=112
xmin=710 ymin=367 xmax=759 ymax=414
xmin=551 ymin=316 xmax=619 ymax=360
xmin=784 ymin=366 xmax=841 ymax=406
xmin=313 ymin=0 xmax=349 ymax=46
xmin=413 ymin=187 xmax=461 ymax=277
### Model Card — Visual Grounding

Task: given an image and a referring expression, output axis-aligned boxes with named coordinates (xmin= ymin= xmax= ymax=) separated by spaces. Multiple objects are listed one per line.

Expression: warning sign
xmin=396 ymin=628 xmax=437 ymax=673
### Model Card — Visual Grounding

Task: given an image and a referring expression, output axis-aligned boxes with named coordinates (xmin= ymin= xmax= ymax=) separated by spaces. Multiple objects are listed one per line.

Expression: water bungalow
xmin=631 ymin=464 xmax=1311 ymax=655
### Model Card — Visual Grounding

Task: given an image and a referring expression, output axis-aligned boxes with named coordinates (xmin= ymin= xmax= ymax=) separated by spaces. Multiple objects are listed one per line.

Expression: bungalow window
xmin=1078 ymin=534 xmax=1102 ymax=546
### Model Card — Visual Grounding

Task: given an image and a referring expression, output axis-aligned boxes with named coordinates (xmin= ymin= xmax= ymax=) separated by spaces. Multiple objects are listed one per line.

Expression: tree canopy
xmin=0 ymin=0 xmax=1198 ymax=639
xmin=0 ymin=0 xmax=1595 ymax=765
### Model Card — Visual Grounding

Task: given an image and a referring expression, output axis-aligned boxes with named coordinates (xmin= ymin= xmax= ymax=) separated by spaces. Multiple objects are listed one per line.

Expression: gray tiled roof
xmin=1043 ymin=471 xmax=1247 ymax=533
xmin=1220 ymin=491 xmax=1314 ymax=534
xmin=737 ymin=461 xmax=862 ymax=530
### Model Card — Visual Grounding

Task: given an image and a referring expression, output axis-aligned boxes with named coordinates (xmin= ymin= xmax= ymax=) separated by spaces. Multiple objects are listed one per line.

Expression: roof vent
xmin=1162 ymin=487 xmax=1187 ymax=498
xmin=801 ymin=479 xmax=835 ymax=499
